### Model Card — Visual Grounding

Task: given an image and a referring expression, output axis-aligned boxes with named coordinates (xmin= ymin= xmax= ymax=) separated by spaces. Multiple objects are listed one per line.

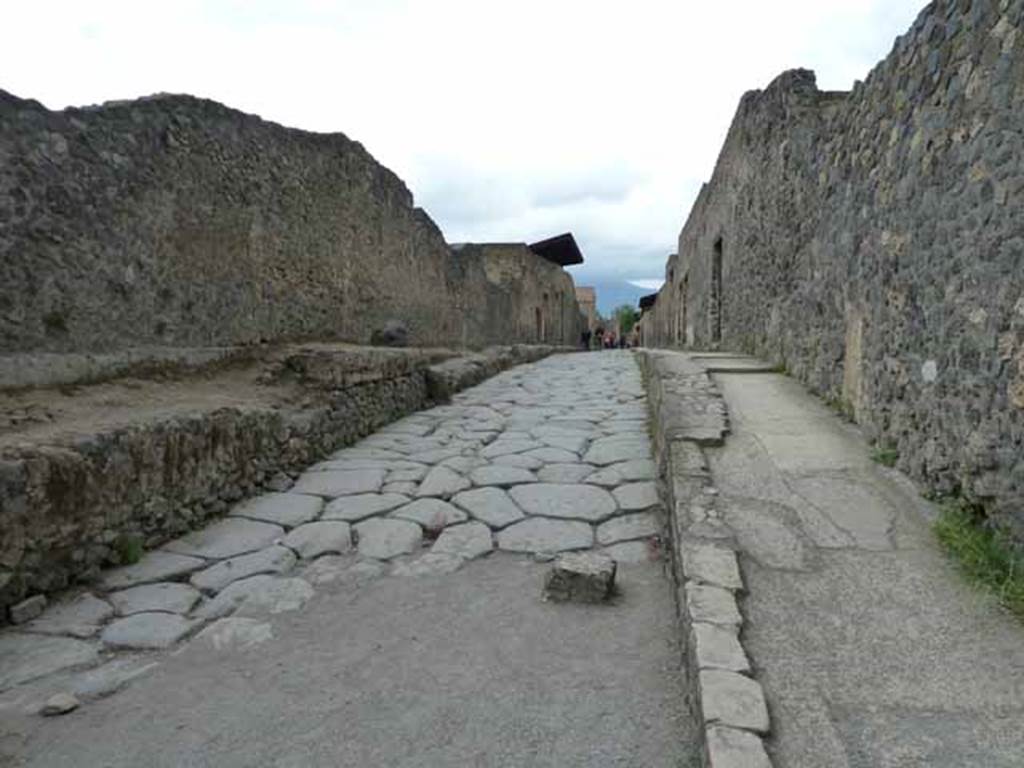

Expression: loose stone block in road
xmin=699 ymin=669 xmax=770 ymax=734
xmin=322 ymin=493 xmax=410 ymax=521
xmin=596 ymin=512 xmax=659 ymax=545
xmin=612 ymin=481 xmax=660 ymax=511
xmin=24 ymin=594 xmax=114 ymax=638
xmin=229 ymin=492 xmax=324 ymax=528
xmin=99 ymin=551 xmax=207 ymax=590
xmin=682 ymin=543 xmax=744 ymax=591
xmin=194 ymin=576 xmax=315 ymax=620
xmin=162 ymin=518 xmax=285 ymax=560
xmin=190 ymin=546 xmax=297 ymax=593
xmin=431 ymin=522 xmax=494 ymax=560
xmin=0 ymin=634 xmax=99 ymax=690
xmin=282 ymin=521 xmax=353 ymax=559
xmin=416 ymin=466 xmax=471 ymax=497
xmin=355 ymin=518 xmax=424 ymax=560
xmin=705 ymin=725 xmax=772 ymax=768
xmin=497 ymin=517 xmax=594 ymax=553
xmin=685 ymin=583 xmax=743 ymax=627
xmin=101 ymin=613 xmax=201 ymax=650
xmin=692 ymin=623 xmax=750 ymax=673
xmin=291 ymin=468 xmax=386 ymax=498
xmin=451 ymin=487 xmax=526 ymax=529
xmin=109 ymin=583 xmax=202 ymax=616
xmin=544 ymin=551 xmax=617 ymax=603
xmin=391 ymin=498 xmax=467 ymax=529
xmin=469 ymin=464 xmax=536 ymax=487
xmin=509 ymin=483 xmax=617 ymax=522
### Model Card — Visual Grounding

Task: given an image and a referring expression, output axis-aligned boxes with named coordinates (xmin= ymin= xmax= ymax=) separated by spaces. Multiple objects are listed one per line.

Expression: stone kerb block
xmin=544 ymin=552 xmax=617 ymax=603
xmin=681 ymin=543 xmax=743 ymax=592
xmin=699 ymin=669 xmax=770 ymax=734
xmin=705 ymin=725 xmax=772 ymax=768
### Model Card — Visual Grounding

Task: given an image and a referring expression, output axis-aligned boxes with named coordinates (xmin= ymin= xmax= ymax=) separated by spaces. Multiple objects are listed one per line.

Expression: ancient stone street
xmin=0 ymin=352 xmax=699 ymax=767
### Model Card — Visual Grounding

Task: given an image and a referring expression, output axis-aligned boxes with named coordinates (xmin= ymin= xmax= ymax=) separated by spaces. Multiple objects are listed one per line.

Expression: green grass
xmin=114 ymin=534 xmax=144 ymax=565
xmin=823 ymin=394 xmax=855 ymax=422
xmin=871 ymin=445 xmax=899 ymax=467
xmin=934 ymin=499 xmax=1024 ymax=620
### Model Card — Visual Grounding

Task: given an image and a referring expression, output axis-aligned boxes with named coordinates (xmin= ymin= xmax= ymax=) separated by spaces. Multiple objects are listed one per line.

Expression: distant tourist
xmin=580 ymin=329 xmax=592 ymax=350
xmin=594 ymin=327 xmax=605 ymax=350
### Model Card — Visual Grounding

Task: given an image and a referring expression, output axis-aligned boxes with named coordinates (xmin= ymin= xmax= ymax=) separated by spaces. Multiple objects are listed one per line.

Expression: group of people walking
xmin=580 ymin=327 xmax=629 ymax=350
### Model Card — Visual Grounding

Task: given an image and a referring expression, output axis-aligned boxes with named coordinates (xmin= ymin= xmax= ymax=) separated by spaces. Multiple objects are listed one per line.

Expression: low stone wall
xmin=0 ymin=345 xmax=567 ymax=616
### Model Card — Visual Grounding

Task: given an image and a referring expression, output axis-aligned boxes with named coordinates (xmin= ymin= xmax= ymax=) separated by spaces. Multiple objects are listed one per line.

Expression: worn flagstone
xmin=0 ymin=634 xmax=99 ymax=690
xmin=497 ymin=518 xmax=594 ymax=553
xmin=229 ymin=492 xmax=323 ymax=528
xmin=431 ymin=522 xmax=494 ymax=560
xmin=282 ymin=521 xmax=353 ymax=559
xmin=391 ymin=498 xmax=468 ymax=529
xmin=99 ymin=552 xmax=207 ymax=591
xmin=509 ymin=484 xmax=617 ymax=522
xmin=451 ymin=487 xmax=526 ymax=529
xmin=162 ymin=518 xmax=285 ymax=561
xmin=291 ymin=469 xmax=387 ymax=498
xmin=354 ymin=518 xmax=424 ymax=560
xmin=109 ymin=583 xmax=202 ymax=616
xmin=24 ymin=594 xmax=114 ymax=639
xmin=190 ymin=546 xmax=297 ymax=593
xmin=101 ymin=613 xmax=200 ymax=650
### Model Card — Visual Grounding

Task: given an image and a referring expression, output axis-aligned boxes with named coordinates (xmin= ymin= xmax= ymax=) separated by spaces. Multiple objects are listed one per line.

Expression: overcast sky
xmin=4 ymin=1 xmax=925 ymax=287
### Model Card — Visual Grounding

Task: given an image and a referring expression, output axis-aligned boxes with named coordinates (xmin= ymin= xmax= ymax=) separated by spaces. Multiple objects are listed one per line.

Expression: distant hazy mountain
xmin=572 ymin=276 xmax=662 ymax=317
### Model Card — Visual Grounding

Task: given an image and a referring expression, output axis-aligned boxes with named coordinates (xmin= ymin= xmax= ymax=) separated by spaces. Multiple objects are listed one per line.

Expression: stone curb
xmin=635 ymin=350 xmax=774 ymax=768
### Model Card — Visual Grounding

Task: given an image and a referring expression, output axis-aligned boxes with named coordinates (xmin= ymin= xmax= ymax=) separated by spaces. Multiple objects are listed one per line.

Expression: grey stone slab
xmin=685 ymin=583 xmax=742 ymax=627
xmin=387 ymin=466 xmax=429 ymax=483
xmin=229 ymin=492 xmax=323 ymax=528
xmin=190 ymin=545 xmax=297 ymax=593
xmin=416 ymin=466 xmax=471 ymax=498
xmin=69 ymin=658 xmax=159 ymax=700
xmin=162 ymin=518 xmax=285 ymax=560
xmin=99 ymin=551 xmax=207 ymax=590
xmin=40 ymin=692 xmax=79 ymax=716
xmin=355 ymin=518 xmax=424 ymax=560
xmin=538 ymin=435 xmax=589 ymax=454
xmin=470 ymin=465 xmax=537 ymax=487
xmin=492 ymin=453 xmax=545 ymax=470
xmin=596 ymin=512 xmax=659 ymax=545
xmin=509 ymin=484 xmax=617 ymax=522
xmin=601 ymin=540 xmax=656 ymax=564
xmin=382 ymin=482 xmax=419 ymax=495
xmin=682 ymin=543 xmax=744 ymax=591
xmin=282 ymin=521 xmax=353 ymax=559
xmin=522 ymin=447 xmax=581 ymax=464
xmin=10 ymin=595 xmax=46 ymax=624
xmin=613 ymin=458 xmax=658 ymax=481
xmin=451 ymin=487 xmax=526 ymax=529
xmin=291 ymin=469 xmax=386 ymax=498
xmin=544 ymin=552 xmax=616 ymax=603
xmin=101 ymin=613 xmax=201 ymax=650
xmin=321 ymin=493 xmax=410 ymax=522
xmin=705 ymin=726 xmax=771 ymax=768
xmin=391 ymin=553 xmax=465 ymax=577
xmin=312 ymin=458 xmax=427 ymax=473
xmin=440 ymin=455 xmax=486 ymax=474
xmin=585 ymin=466 xmax=624 ymax=487
xmin=699 ymin=670 xmax=770 ymax=734
xmin=304 ymin=557 xmax=385 ymax=586
xmin=193 ymin=576 xmax=315 ymax=620
xmin=612 ymin=481 xmax=660 ymax=511
xmin=24 ymin=594 xmax=114 ymax=638
xmin=479 ymin=439 xmax=543 ymax=458
xmin=0 ymin=634 xmax=99 ymax=691
xmin=692 ymin=623 xmax=750 ymax=673
xmin=109 ymin=583 xmax=202 ymax=616
xmin=431 ymin=522 xmax=494 ymax=560
xmin=497 ymin=518 xmax=594 ymax=553
xmin=407 ymin=448 xmax=463 ymax=465
xmin=584 ymin=436 xmax=652 ymax=465
xmin=537 ymin=463 xmax=596 ymax=484
xmin=193 ymin=617 xmax=274 ymax=651
xmin=329 ymin=447 xmax=406 ymax=461
xmin=391 ymin=498 xmax=468 ymax=530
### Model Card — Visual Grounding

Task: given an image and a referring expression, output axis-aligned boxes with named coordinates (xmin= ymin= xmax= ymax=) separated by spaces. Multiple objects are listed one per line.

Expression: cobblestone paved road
xmin=0 ymin=351 xmax=699 ymax=767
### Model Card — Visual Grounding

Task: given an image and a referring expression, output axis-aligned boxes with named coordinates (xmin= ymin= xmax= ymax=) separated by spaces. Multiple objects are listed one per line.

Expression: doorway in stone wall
xmin=710 ymin=238 xmax=723 ymax=344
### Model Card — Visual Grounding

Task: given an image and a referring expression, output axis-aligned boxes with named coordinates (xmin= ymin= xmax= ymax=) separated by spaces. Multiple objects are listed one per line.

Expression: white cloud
xmin=2 ymin=0 xmax=925 ymax=281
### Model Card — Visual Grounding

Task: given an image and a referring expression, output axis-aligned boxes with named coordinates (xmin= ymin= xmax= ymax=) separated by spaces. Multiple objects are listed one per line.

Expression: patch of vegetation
xmin=823 ymin=394 xmax=855 ymax=422
xmin=934 ymin=498 xmax=1024 ymax=620
xmin=871 ymin=445 xmax=899 ymax=467
xmin=113 ymin=533 xmax=144 ymax=565
xmin=769 ymin=361 xmax=789 ymax=375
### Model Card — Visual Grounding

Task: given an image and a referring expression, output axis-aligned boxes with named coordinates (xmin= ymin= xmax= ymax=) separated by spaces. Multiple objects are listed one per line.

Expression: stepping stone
xmin=544 ymin=551 xmax=616 ymax=603
xmin=391 ymin=498 xmax=467 ymax=529
xmin=612 ymin=482 xmax=660 ymax=511
xmin=451 ymin=487 xmax=526 ymax=529
xmin=480 ymin=439 xmax=542 ymax=459
xmin=509 ymin=484 xmax=617 ymax=522
xmin=99 ymin=551 xmax=206 ymax=590
xmin=601 ymin=540 xmax=655 ymax=564
xmin=0 ymin=634 xmax=99 ymax=691
xmin=522 ymin=447 xmax=580 ymax=464
xmin=190 ymin=546 xmax=297 ymax=593
xmin=229 ymin=493 xmax=323 ymax=528
xmin=492 ymin=453 xmax=544 ymax=470
xmin=291 ymin=469 xmax=386 ymax=498
xmin=194 ymin=576 xmax=315 ymax=620
xmin=431 ymin=522 xmax=494 ymax=560
xmin=24 ymin=594 xmax=114 ymax=638
xmin=416 ymin=466 xmax=471 ymax=498
xmin=163 ymin=518 xmax=285 ymax=560
xmin=282 ymin=521 xmax=353 ymax=559
xmin=597 ymin=512 xmax=659 ymax=545
xmin=584 ymin=436 xmax=652 ymax=465
xmin=470 ymin=465 xmax=536 ymax=487
xmin=537 ymin=463 xmax=595 ymax=484
xmin=109 ymin=583 xmax=201 ymax=616
xmin=497 ymin=518 xmax=594 ymax=553
xmin=194 ymin=618 xmax=274 ymax=652
xmin=355 ymin=518 xmax=423 ymax=560
xmin=392 ymin=553 xmax=465 ymax=577
xmin=101 ymin=613 xmax=200 ymax=650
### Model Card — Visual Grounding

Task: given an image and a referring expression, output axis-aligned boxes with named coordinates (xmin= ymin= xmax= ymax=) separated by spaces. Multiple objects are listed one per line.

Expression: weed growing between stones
xmin=934 ymin=499 xmax=1024 ymax=621
xmin=113 ymin=534 xmax=144 ymax=565
xmin=871 ymin=445 xmax=899 ymax=467
xmin=822 ymin=394 xmax=855 ymax=422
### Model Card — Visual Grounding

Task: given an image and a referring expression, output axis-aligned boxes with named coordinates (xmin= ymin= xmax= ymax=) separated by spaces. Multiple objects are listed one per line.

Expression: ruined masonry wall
xmin=0 ymin=90 xmax=583 ymax=363
xmin=645 ymin=0 xmax=1024 ymax=534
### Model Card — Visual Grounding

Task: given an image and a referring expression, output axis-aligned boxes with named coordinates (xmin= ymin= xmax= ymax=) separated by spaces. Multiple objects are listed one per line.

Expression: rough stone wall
xmin=646 ymin=0 xmax=1024 ymax=534
xmin=0 ymin=90 xmax=582 ymax=366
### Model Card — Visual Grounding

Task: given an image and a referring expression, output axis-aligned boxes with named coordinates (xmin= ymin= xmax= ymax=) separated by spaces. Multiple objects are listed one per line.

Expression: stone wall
xmin=644 ymin=0 xmax=1024 ymax=534
xmin=0 ymin=90 xmax=584 ymax=368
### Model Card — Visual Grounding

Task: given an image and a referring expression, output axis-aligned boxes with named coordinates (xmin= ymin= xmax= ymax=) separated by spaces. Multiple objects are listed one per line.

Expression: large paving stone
xmin=162 ymin=518 xmax=285 ymax=560
xmin=705 ymin=725 xmax=771 ymax=768
xmin=109 ymin=583 xmax=202 ymax=616
xmin=692 ymin=623 xmax=750 ymax=673
xmin=355 ymin=518 xmax=423 ymax=560
xmin=193 ymin=617 xmax=274 ymax=652
xmin=509 ymin=484 xmax=617 ymax=522
xmin=583 ymin=436 xmax=652 ymax=465
xmin=416 ymin=466 xmax=471 ymax=498
xmin=492 ymin=453 xmax=544 ymax=470
xmin=101 ymin=613 xmax=200 ymax=650
xmin=497 ymin=518 xmax=594 ymax=553
xmin=537 ymin=463 xmax=595 ymax=484
xmin=323 ymin=493 xmax=410 ymax=522
xmin=612 ymin=481 xmax=660 ymax=511
xmin=0 ymin=634 xmax=99 ymax=690
xmin=596 ymin=512 xmax=659 ymax=545
xmin=391 ymin=498 xmax=468 ymax=529
xmin=523 ymin=447 xmax=581 ymax=464
xmin=431 ymin=522 xmax=494 ymax=560
xmin=480 ymin=439 xmax=543 ymax=458
xmin=229 ymin=492 xmax=323 ymax=528
xmin=282 ymin=521 xmax=353 ymax=559
xmin=194 ymin=576 xmax=315 ymax=620
xmin=387 ymin=466 xmax=429 ymax=482
xmin=291 ymin=469 xmax=386 ymax=498
xmin=537 ymin=434 xmax=589 ymax=454
xmin=24 ymin=594 xmax=114 ymax=638
xmin=699 ymin=670 xmax=770 ymax=734
xmin=190 ymin=545 xmax=298 ymax=593
xmin=99 ymin=551 xmax=207 ymax=590
xmin=601 ymin=540 xmax=655 ymax=564
xmin=614 ymin=459 xmax=658 ymax=481
xmin=470 ymin=465 xmax=537 ymax=487
xmin=451 ymin=487 xmax=526 ymax=529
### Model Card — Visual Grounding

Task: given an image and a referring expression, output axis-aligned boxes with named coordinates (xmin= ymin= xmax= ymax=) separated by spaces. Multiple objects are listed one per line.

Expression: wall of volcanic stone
xmin=0 ymin=90 xmax=582 ymax=364
xmin=646 ymin=0 xmax=1024 ymax=534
